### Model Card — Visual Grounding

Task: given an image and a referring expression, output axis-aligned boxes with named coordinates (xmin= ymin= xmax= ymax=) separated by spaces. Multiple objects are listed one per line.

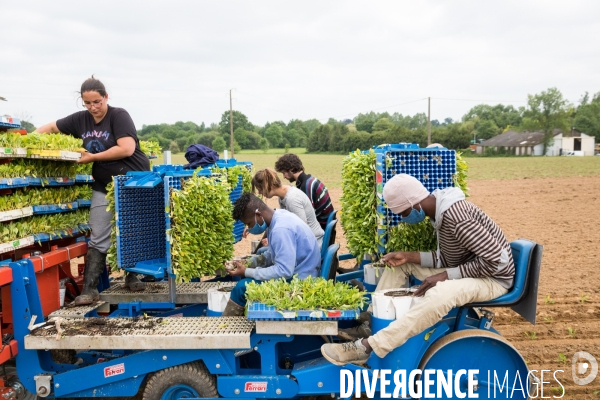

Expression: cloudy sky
xmin=2 ymin=0 xmax=599 ymax=129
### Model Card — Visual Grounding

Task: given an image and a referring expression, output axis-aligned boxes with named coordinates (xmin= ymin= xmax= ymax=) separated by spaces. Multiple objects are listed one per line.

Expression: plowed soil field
xmin=235 ymin=175 xmax=600 ymax=397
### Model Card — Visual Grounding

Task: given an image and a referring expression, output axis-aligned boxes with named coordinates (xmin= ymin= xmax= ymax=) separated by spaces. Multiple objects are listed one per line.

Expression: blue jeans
xmin=230 ymin=278 xmax=259 ymax=306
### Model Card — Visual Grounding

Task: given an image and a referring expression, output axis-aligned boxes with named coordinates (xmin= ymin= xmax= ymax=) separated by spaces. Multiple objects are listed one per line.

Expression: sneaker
xmin=321 ymin=339 xmax=370 ymax=366
xmin=337 ymin=321 xmax=372 ymax=341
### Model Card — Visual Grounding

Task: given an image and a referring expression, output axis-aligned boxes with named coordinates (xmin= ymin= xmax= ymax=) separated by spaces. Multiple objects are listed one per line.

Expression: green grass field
xmin=155 ymin=149 xmax=600 ymax=189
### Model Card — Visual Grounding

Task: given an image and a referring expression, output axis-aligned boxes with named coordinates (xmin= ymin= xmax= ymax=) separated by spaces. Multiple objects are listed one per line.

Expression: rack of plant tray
xmin=244 ymin=276 xmax=366 ymax=321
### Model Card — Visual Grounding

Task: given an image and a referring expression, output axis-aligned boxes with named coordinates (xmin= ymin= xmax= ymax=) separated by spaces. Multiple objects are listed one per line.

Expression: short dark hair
xmin=80 ymin=75 xmax=107 ymax=97
xmin=275 ymin=153 xmax=304 ymax=174
xmin=232 ymin=193 xmax=267 ymax=221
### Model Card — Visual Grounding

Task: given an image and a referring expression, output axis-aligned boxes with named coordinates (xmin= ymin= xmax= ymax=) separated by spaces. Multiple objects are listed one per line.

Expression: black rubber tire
xmin=142 ymin=361 xmax=217 ymax=400
xmin=3 ymin=365 xmax=37 ymax=400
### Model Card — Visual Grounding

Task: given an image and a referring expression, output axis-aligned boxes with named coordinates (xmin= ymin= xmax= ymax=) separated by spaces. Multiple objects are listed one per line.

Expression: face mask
xmin=248 ymin=211 xmax=267 ymax=235
xmin=400 ymin=207 xmax=426 ymax=224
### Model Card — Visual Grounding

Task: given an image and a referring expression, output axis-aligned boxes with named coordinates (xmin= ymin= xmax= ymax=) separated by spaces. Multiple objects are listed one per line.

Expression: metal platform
xmin=48 ymin=301 xmax=107 ymax=319
xmin=25 ymin=316 xmax=254 ymax=350
xmin=99 ymin=281 xmax=236 ymax=304
xmin=255 ymin=320 xmax=338 ymax=335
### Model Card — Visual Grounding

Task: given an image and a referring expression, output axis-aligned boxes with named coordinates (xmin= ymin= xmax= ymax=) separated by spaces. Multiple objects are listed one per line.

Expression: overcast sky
xmin=2 ymin=0 xmax=599 ymax=129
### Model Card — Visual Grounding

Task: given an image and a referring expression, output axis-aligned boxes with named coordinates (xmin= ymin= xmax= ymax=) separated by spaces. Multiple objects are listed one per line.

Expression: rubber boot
xmin=221 ymin=300 xmax=245 ymax=317
xmin=125 ymin=272 xmax=145 ymax=292
xmin=73 ymin=248 xmax=106 ymax=306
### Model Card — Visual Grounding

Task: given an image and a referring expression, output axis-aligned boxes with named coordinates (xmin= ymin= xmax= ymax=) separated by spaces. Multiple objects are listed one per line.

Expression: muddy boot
xmin=221 ymin=300 xmax=245 ymax=317
xmin=73 ymin=248 xmax=105 ymax=306
xmin=125 ymin=273 xmax=145 ymax=292
xmin=337 ymin=321 xmax=372 ymax=341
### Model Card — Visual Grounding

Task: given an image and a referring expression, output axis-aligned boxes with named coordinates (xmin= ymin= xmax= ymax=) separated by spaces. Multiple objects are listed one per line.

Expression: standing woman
xmin=36 ymin=76 xmax=150 ymax=305
xmin=251 ymin=168 xmax=324 ymax=247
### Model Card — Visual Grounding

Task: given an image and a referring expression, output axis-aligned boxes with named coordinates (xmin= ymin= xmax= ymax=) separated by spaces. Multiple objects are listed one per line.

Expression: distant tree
xmin=444 ymin=117 xmax=454 ymax=125
xmin=354 ymin=112 xmax=376 ymax=133
xmin=175 ymin=137 xmax=188 ymax=150
xmin=522 ymin=87 xmax=572 ymax=153
xmin=283 ymin=128 xmax=300 ymax=148
xmin=20 ymin=120 xmax=36 ymax=133
xmin=169 ymin=141 xmax=181 ymax=154
xmin=473 ymin=119 xmax=500 ymax=140
xmin=463 ymin=104 xmax=523 ymax=130
xmin=258 ymin=137 xmax=270 ymax=153
xmin=264 ymin=124 xmax=283 ymax=148
xmin=212 ymin=136 xmax=227 ymax=152
xmin=372 ymin=118 xmax=393 ymax=132
xmin=303 ymin=119 xmax=321 ymax=134
xmin=219 ymin=110 xmax=253 ymax=135
xmin=574 ymin=91 xmax=600 ymax=141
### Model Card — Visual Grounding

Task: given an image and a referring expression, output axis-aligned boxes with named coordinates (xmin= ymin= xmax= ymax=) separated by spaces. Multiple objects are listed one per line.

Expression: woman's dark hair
xmin=274 ymin=153 xmax=304 ymax=173
xmin=252 ymin=168 xmax=281 ymax=196
xmin=80 ymin=75 xmax=107 ymax=96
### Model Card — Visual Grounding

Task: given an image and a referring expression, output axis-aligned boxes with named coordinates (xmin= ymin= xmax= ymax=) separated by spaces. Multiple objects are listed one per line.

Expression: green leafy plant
xmin=169 ymin=175 xmax=234 ymax=282
xmin=579 ymin=293 xmax=590 ymax=304
xmin=544 ymin=295 xmax=555 ymax=304
xmin=557 ymin=353 xmax=567 ymax=365
xmin=524 ymin=331 xmax=537 ymax=340
xmin=567 ymin=327 xmax=576 ymax=338
xmin=22 ymin=133 xmax=84 ymax=151
xmin=209 ymin=165 xmax=253 ymax=194
xmin=0 ymin=209 xmax=89 ymax=243
xmin=245 ymin=276 xmax=367 ymax=311
xmin=453 ymin=151 xmax=469 ymax=196
xmin=0 ymin=159 xmax=78 ymax=179
xmin=386 ymin=219 xmax=437 ymax=252
xmin=140 ymin=140 xmax=162 ymax=158
xmin=105 ymin=182 xmax=118 ymax=271
xmin=543 ymin=316 xmax=553 ymax=323
xmin=340 ymin=149 xmax=378 ymax=261
xmin=551 ymin=387 xmax=564 ymax=396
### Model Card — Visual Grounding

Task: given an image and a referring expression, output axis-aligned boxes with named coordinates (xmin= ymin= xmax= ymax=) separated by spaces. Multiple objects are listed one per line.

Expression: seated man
xmin=222 ymin=193 xmax=321 ymax=316
xmin=275 ymin=153 xmax=334 ymax=230
xmin=321 ymin=174 xmax=515 ymax=365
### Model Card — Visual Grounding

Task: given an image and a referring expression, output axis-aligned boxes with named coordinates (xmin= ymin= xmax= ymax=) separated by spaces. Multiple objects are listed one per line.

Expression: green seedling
xmin=580 ymin=293 xmax=590 ymax=304
xmin=544 ymin=295 xmax=555 ymax=305
xmin=543 ymin=316 xmax=553 ymax=323
xmin=557 ymin=353 xmax=567 ymax=365
xmin=524 ymin=331 xmax=537 ymax=340
xmin=567 ymin=327 xmax=577 ymax=338
xmin=551 ymin=387 xmax=564 ymax=396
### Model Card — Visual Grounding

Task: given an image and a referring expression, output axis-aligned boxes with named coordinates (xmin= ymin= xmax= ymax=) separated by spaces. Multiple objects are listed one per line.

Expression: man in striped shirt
xmin=321 ymin=174 xmax=515 ymax=366
xmin=275 ymin=154 xmax=334 ymax=230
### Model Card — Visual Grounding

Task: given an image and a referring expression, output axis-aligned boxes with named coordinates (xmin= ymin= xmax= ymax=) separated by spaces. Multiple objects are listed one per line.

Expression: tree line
xmin=17 ymin=87 xmax=598 ymax=153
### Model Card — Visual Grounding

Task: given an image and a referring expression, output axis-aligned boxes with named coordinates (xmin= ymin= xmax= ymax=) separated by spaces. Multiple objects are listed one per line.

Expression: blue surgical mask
xmin=400 ymin=206 xmax=426 ymax=224
xmin=248 ymin=211 xmax=267 ymax=235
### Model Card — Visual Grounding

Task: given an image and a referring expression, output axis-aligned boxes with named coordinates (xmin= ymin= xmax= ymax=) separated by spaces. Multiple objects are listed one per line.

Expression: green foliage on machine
xmin=23 ymin=133 xmax=84 ymax=151
xmin=0 ymin=159 xmax=78 ymax=179
xmin=453 ymin=151 xmax=469 ymax=196
xmin=140 ymin=140 xmax=162 ymax=158
xmin=169 ymin=175 xmax=234 ymax=282
xmin=209 ymin=165 xmax=253 ymax=193
xmin=245 ymin=276 xmax=367 ymax=311
xmin=105 ymin=182 xmax=118 ymax=271
xmin=340 ymin=149 xmax=378 ymax=261
xmin=0 ymin=209 xmax=90 ymax=243
xmin=76 ymin=163 xmax=93 ymax=175
xmin=0 ymin=186 xmax=92 ymax=212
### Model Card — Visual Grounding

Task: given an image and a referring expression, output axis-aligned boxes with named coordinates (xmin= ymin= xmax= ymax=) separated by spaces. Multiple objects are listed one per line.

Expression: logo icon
xmin=572 ymin=351 xmax=598 ymax=385
xmin=244 ymin=382 xmax=268 ymax=392
xmin=104 ymin=363 xmax=125 ymax=378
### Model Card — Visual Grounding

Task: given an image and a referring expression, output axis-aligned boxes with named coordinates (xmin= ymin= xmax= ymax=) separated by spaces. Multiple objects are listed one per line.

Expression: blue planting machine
xmin=3 ymin=149 xmax=544 ymax=400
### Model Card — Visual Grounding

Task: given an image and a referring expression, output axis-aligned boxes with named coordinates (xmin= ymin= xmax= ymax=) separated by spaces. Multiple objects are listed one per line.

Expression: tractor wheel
xmin=3 ymin=365 xmax=37 ymax=400
xmin=142 ymin=361 xmax=217 ymax=400
xmin=418 ymin=330 xmax=529 ymax=399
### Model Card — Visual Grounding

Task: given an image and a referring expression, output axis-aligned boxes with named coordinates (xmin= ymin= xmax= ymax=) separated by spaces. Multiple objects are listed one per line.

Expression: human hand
xmin=413 ymin=271 xmax=448 ymax=297
xmin=77 ymin=151 xmax=95 ymax=164
xmin=260 ymin=238 xmax=268 ymax=246
xmin=228 ymin=260 xmax=246 ymax=277
xmin=381 ymin=252 xmax=409 ymax=267
xmin=242 ymin=227 xmax=249 ymax=239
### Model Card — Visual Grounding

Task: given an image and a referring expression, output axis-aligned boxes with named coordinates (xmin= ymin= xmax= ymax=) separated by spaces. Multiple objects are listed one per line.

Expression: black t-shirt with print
xmin=56 ymin=106 xmax=150 ymax=193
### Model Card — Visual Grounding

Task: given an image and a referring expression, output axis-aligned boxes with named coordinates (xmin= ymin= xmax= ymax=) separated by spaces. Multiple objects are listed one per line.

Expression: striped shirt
xmin=296 ymin=172 xmax=334 ymax=230
xmin=420 ymin=197 xmax=515 ymax=289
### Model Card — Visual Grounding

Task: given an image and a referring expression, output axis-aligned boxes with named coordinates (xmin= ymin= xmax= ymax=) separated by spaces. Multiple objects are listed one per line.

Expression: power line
xmin=432 ymin=97 xmax=528 ymax=103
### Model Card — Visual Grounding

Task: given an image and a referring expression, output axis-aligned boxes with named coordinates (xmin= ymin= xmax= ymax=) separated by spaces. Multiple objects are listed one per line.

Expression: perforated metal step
xmin=25 ymin=316 xmax=254 ymax=350
xmin=99 ymin=281 xmax=236 ymax=304
xmin=49 ymin=301 xmax=107 ymax=319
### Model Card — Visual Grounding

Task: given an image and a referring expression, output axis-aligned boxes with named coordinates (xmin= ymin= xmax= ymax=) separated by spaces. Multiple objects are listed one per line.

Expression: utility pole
xmin=427 ymin=97 xmax=431 ymax=146
xmin=229 ymin=89 xmax=234 ymax=157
